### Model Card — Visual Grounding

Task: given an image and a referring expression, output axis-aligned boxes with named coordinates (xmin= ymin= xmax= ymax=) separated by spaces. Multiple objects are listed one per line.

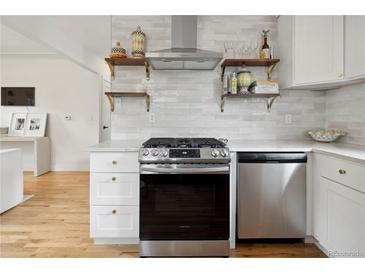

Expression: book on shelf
xmin=253 ymin=80 xmax=279 ymax=94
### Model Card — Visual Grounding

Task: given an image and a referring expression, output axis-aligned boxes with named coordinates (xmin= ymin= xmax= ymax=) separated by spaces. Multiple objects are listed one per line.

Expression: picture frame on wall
xmin=24 ymin=113 xmax=47 ymax=137
xmin=8 ymin=112 xmax=28 ymax=136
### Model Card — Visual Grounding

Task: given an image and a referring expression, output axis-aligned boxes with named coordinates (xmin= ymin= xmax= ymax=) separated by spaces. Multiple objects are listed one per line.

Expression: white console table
xmin=0 ymin=136 xmax=50 ymax=176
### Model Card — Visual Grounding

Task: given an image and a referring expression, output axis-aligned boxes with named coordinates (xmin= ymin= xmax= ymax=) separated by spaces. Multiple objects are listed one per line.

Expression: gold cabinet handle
xmin=112 ymin=209 xmax=117 ymax=214
xmin=112 ymin=160 xmax=117 ymax=165
xmin=112 ymin=177 xmax=116 ymax=181
xmin=339 ymin=169 xmax=346 ymax=175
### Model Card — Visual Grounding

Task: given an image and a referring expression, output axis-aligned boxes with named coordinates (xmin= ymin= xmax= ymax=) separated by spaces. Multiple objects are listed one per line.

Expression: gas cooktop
xmin=142 ymin=138 xmax=226 ymax=149
xmin=139 ymin=138 xmax=230 ymax=164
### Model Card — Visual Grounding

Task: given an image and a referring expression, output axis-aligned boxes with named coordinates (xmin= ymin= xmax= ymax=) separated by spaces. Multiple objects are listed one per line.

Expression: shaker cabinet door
xmin=345 ymin=16 xmax=365 ymax=80
xmin=323 ymin=177 xmax=365 ymax=257
xmin=293 ymin=16 xmax=344 ymax=85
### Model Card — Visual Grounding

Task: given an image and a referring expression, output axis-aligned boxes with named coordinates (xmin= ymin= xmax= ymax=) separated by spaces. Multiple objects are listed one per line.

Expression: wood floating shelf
xmin=105 ymin=57 xmax=150 ymax=80
xmin=220 ymin=93 xmax=280 ymax=112
xmin=220 ymin=58 xmax=280 ymax=81
xmin=105 ymin=92 xmax=150 ymax=112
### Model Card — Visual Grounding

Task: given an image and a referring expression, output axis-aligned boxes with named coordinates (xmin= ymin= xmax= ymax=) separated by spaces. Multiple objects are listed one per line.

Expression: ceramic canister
xmin=131 ymin=26 xmax=146 ymax=58
xmin=237 ymin=67 xmax=252 ymax=92
xmin=110 ymin=42 xmax=127 ymax=58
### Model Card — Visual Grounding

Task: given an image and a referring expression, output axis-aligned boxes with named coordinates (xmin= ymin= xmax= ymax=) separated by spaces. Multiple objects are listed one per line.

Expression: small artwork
xmin=24 ymin=113 xmax=47 ymax=137
xmin=8 ymin=113 xmax=28 ymax=136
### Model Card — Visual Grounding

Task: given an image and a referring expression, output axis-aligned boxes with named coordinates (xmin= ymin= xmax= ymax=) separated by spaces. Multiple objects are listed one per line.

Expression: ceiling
xmin=1 ymin=15 xmax=111 ymax=57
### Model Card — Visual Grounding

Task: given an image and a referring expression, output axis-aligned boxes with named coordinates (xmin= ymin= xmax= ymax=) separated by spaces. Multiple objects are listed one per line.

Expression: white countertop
xmin=312 ymin=142 xmax=365 ymax=164
xmin=89 ymin=139 xmax=365 ymax=163
xmin=88 ymin=139 xmax=143 ymax=152
xmin=228 ymin=140 xmax=365 ymax=164
xmin=0 ymin=136 xmax=49 ymax=142
xmin=0 ymin=148 xmax=21 ymax=154
xmin=227 ymin=140 xmax=313 ymax=152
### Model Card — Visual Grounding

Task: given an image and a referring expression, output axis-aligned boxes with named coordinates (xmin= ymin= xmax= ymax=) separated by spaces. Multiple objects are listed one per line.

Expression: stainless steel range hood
xmin=146 ymin=16 xmax=222 ymax=70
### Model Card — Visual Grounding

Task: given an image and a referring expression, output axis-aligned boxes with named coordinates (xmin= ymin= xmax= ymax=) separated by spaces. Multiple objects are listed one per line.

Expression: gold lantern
xmin=131 ymin=26 xmax=146 ymax=58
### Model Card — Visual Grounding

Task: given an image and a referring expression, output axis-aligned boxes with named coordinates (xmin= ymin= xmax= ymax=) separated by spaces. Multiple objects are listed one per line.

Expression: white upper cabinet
xmin=293 ymin=16 xmax=344 ymax=85
xmin=278 ymin=15 xmax=365 ymax=90
xmin=345 ymin=16 xmax=365 ymax=80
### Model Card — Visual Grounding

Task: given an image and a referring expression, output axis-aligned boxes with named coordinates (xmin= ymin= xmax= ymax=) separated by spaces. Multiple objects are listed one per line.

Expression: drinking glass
xmin=250 ymin=39 xmax=259 ymax=58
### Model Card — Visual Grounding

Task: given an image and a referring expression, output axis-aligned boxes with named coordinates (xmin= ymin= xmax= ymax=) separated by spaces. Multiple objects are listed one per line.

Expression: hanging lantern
xmin=131 ymin=26 xmax=146 ymax=58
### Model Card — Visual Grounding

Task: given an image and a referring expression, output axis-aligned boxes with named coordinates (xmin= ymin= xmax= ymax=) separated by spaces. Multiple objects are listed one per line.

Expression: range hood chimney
xmin=146 ymin=16 xmax=222 ymax=70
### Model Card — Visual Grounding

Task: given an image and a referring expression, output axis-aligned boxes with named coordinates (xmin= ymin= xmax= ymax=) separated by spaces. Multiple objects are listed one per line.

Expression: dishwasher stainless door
xmin=238 ymin=161 xmax=306 ymax=239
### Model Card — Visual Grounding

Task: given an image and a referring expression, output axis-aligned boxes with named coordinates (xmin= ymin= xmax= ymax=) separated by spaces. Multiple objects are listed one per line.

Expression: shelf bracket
xmin=106 ymin=93 xmax=115 ymax=112
xmin=221 ymin=65 xmax=226 ymax=82
xmin=266 ymin=96 xmax=278 ymax=112
xmin=267 ymin=63 xmax=277 ymax=81
xmin=107 ymin=62 xmax=115 ymax=80
xmin=145 ymin=94 xmax=151 ymax=112
xmin=144 ymin=61 xmax=150 ymax=80
xmin=220 ymin=95 xmax=225 ymax=112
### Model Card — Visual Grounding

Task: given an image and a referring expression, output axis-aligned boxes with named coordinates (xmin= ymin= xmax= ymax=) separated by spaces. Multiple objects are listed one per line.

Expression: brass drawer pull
xmin=112 ymin=209 xmax=117 ymax=214
xmin=112 ymin=160 xmax=117 ymax=165
xmin=339 ymin=169 xmax=346 ymax=175
xmin=112 ymin=177 xmax=116 ymax=181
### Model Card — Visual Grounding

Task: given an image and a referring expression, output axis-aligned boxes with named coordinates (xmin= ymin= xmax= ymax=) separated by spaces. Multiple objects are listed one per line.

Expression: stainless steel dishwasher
xmin=237 ymin=152 xmax=307 ymax=239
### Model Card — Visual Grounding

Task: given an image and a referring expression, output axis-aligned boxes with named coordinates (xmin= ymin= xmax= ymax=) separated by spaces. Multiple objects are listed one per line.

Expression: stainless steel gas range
xmin=138 ymin=138 xmax=231 ymax=257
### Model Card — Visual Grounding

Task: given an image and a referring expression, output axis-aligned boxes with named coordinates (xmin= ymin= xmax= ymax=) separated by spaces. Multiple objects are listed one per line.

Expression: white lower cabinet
xmin=324 ymin=177 xmax=365 ymax=257
xmin=312 ymin=153 xmax=365 ymax=257
xmin=90 ymin=173 xmax=139 ymax=205
xmin=90 ymin=206 xmax=139 ymax=238
xmin=89 ymin=151 xmax=139 ymax=243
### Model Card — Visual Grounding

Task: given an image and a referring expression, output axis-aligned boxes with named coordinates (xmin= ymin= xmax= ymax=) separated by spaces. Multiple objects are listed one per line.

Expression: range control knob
xmin=161 ymin=150 xmax=168 ymax=157
xmin=211 ymin=149 xmax=219 ymax=157
xmin=151 ymin=149 xmax=159 ymax=157
xmin=220 ymin=149 xmax=228 ymax=157
xmin=142 ymin=149 xmax=149 ymax=156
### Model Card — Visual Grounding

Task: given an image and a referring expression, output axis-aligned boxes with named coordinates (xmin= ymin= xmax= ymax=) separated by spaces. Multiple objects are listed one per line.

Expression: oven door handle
xmin=140 ymin=164 xmax=230 ymax=174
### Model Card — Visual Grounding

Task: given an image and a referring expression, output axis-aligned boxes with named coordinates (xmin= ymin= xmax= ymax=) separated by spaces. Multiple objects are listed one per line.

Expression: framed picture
xmin=24 ymin=113 xmax=47 ymax=137
xmin=8 ymin=112 xmax=28 ymax=136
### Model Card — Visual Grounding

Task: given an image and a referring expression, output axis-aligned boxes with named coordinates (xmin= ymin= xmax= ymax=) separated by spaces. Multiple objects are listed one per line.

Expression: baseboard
xmin=51 ymin=165 xmax=90 ymax=171
xmin=304 ymin=235 xmax=316 ymax=243
xmin=93 ymin=238 xmax=139 ymax=245
xmin=312 ymin=237 xmax=330 ymax=257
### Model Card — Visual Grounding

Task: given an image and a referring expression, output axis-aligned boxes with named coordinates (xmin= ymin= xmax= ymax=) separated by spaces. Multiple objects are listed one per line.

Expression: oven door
xmin=140 ymin=164 xmax=230 ymax=241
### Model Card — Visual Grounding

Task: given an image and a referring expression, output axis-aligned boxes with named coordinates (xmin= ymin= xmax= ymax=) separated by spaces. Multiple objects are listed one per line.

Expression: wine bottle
xmin=260 ymin=30 xmax=270 ymax=59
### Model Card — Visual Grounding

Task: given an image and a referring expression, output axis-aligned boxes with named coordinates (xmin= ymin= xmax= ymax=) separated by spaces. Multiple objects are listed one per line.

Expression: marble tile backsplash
xmin=326 ymin=84 xmax=365 ymax=145
xmin=110 ymin=16 xmax=361 ymax=145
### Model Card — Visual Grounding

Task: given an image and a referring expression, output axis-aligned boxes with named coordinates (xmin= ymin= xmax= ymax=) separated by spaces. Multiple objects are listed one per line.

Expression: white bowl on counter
xmin=307 ymin=128 xmax=347 ymax=143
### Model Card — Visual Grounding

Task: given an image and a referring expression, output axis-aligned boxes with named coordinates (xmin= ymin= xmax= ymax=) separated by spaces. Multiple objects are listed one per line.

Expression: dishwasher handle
xmin=238 ymin=152 xmax=307 ymax=163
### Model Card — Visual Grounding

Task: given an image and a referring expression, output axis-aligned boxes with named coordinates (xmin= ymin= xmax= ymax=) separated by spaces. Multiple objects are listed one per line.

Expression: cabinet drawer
xmin=90 ymin=206 xmax=139 ymax=238
xmin=318 ymin=154 xmax=365 ymax=193
xmin=90 ymin=173 xmax=139 ymax=205
xmin=90 ymin=152 xmax=139 ymax=173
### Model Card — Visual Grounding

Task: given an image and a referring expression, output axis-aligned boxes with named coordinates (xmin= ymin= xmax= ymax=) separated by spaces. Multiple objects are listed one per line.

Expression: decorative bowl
xmin=307 ymin=128 xmax=347 ymax=143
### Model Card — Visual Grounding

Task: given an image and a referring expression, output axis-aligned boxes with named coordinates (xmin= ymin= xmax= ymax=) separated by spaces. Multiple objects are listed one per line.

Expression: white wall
xmin=0 ymin=54 xmax=100 ymax=170
xmin=110 ymin=16 xmax=327 ymax=141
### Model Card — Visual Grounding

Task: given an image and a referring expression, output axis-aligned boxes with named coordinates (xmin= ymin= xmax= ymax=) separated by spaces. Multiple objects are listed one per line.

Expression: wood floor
xmin=0 ymin=172 xmax=326 ymax=258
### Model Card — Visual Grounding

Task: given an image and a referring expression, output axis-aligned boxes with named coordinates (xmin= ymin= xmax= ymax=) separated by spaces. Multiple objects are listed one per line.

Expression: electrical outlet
xmin=285 ymin=114 xmax=292 ymax=124
xmin=149 ymin=113 xmax=155 ymax=123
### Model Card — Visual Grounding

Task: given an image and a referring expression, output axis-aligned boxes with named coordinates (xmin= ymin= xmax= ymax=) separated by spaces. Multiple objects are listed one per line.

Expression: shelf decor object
xmin=131 ymin=26 xmax=146 ymax=58
xmin=220 ymin=58 xmax=280 ymax=81
xmin=105 ymin=57 xmax=150 ymax=80
xmin=220 ymin=58 xmax=280 ymax=112
xmin=105 ymin=92 xmax=150 ymax=112
xmin=220 ymin=93 xmax=280 ymax=112
xmin=110 ymin=42 xmax=127 ymax=58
